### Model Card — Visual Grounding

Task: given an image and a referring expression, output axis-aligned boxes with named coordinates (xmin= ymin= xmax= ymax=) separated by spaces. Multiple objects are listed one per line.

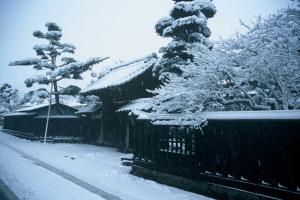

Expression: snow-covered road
xmin=0 ymin=131 xmax=211 ymax=200
xmin=0 ymin=141 xmax=119 ymax=200
xmin=0 ymin=138 xmax=105 ymax=200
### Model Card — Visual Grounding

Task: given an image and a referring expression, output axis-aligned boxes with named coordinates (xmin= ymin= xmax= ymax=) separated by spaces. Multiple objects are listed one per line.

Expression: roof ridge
xmin=15 ymin=102 xmax=77 ymax=112
xmin=109 ymin=52 xmax=157 ymax=71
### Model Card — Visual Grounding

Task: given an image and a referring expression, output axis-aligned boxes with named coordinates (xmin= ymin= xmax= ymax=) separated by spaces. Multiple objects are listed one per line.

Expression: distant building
xmin=75 ymin=103 xmax=103 ymax=144
xmin=2 ymin=103 xmax=82 ymax=142
xmin=80 ymin=53 xmax=159 ymax=151
xmin=0 ymin=113 xmax=4 ymax=127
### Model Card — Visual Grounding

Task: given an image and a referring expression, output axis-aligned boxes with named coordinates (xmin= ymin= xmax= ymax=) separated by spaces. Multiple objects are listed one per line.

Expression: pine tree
xmin=153 ymin=0 xmax=216 ymax=81
xmin=0 ymin=83 xmax=19 ymax=113
xmin=9 ymin=22 xmax=109 ymax=104
xmin=144 ymin=0 xmax=217 ymax=114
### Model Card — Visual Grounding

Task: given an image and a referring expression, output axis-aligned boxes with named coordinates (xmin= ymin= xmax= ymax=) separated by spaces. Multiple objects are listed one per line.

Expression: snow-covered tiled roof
xmin=15 ymin=103 xmax=56 ymax=112
xmin=75 ymin=103 xmax=102 ymax=114
xmin=15 ymin=102 xmax=77 ymax=112
xmin=81 ymin=53 xmax=157 ymax=94
xmin=116 ymin=98 xmax=153 ymax=113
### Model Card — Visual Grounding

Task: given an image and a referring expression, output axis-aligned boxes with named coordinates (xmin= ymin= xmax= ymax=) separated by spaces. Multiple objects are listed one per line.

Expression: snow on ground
xmin=0 ymin=140 xmax=104 ymax=200
xmin=0 ymin=131 xmax=211 ymax=200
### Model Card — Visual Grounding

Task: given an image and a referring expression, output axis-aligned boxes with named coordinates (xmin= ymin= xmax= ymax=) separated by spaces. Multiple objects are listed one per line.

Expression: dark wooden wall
xmin=133 ymin=118 xmax=300 ymax=196
xmin=3 ymin=116 xmax=83 ymax=139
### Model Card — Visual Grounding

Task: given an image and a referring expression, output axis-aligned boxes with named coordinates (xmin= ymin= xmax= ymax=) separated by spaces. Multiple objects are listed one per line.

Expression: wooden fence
xmin=132 ymin=117 xmax=300 ymax=199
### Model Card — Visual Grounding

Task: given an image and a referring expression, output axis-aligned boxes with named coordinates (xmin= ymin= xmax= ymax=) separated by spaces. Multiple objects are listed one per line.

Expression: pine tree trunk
xmin=53 ymin=80 xmax=59 ymax=104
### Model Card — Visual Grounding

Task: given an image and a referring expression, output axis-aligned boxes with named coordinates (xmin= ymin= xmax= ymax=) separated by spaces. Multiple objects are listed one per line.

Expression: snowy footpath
xmin=0 ymin=131 xmax=211 ymax=200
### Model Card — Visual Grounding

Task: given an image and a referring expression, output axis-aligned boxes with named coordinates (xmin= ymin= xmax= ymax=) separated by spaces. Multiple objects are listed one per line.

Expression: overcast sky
xmin=0 ymin=0 xmax=290 ymax=94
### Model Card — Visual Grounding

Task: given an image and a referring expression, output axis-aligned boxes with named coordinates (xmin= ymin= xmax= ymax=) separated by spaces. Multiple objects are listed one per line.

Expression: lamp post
xmin=44 ymin=79 xmax=53 ymax=143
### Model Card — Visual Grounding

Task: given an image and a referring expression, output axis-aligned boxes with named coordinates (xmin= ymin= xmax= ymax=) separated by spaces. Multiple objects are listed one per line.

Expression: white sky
xmin=0 ymin=0 xmax=290 ymax=94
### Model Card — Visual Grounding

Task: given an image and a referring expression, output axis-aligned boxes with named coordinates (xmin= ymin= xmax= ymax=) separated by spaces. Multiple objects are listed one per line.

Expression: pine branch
xmin=47 ymin=57 xmax=109 ymax=79
xmin=9 ymin=58 xmax=41 ymax=66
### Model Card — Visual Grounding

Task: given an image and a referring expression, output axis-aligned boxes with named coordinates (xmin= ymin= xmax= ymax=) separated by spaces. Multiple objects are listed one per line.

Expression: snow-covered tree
xmin=153 ymin=0 xmax=216 ymax=81
xmin=9 ymin=22 xmax=109 ymax=104
xmin=0 ymin=83 xmax=19 ymax=113
xmin=149 ymin=50 xmax=220 ymax=113
xmin=148 ymin=6 xmax=299 ymax=113
xmin=60 ymin=85 xmax=81 ymax=96
xmin=79 ymin=95 xmax=99 ymax=105
xmin=20 ymin=88 xmax=49 ymax=106
xmin=213 ymin=7 xmax=300 ymax=110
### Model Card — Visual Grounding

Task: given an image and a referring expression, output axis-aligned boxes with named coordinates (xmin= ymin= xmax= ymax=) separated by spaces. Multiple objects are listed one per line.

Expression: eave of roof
xmin=3 ymin=112 xmax=36 ymax=117
xmin=116 ymin=98 xmax=153 ymax=113
xmin=34 ymin=115 xmax=79 ymax=119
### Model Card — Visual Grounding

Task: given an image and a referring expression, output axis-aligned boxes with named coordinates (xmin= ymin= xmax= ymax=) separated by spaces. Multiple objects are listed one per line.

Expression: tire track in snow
xmin=0 ymin=141 xmax=122 ymax=200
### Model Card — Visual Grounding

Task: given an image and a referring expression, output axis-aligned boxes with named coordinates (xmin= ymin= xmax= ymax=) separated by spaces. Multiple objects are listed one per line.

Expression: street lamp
xmin=44 ymin=79 xmax=54 ymax=143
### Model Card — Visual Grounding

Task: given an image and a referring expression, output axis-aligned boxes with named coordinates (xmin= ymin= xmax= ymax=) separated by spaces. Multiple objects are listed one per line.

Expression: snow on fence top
xmin=152 ymin=118 xmax=205 ymax=126
xmin=199 ymin=110 xmax=300 ymax=120
xmin=81 ymin=53 xmax=157 ymax=94
xmin=136 ymin=112 xmax=206 ymax=126
xmin=132 ymin=110 xmax=300 ymax=126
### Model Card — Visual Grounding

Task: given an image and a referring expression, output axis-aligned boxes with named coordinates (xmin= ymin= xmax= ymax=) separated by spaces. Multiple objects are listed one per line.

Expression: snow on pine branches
xmin=146 ymin=0 xmax=217 ymax=114
xmin=153 ymin=0 xmax=216 ymax=81
xmin=9 ymin=22 xmax=109 ymax=103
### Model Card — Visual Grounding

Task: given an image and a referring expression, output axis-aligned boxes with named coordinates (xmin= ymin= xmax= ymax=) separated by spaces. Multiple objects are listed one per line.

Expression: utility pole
xmin=44 ymin=79 xmax=54 ymax=143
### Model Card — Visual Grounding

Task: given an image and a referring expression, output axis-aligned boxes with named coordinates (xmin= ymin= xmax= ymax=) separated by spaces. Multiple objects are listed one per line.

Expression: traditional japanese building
xmin=80 ymin=53 xmax=159 ymax=151
xmin=2 ymin=103 xmax=82 ymax=142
